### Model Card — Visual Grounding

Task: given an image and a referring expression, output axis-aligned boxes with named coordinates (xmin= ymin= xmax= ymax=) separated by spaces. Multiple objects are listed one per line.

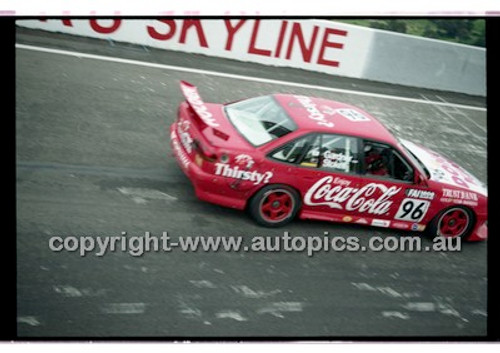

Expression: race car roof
xmin=274 ymin=94 xmax=398 ymax=145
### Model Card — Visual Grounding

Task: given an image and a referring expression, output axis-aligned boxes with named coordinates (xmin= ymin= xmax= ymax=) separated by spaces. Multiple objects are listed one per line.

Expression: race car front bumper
xmin=468 ymin=219 xmax=487 ymax=241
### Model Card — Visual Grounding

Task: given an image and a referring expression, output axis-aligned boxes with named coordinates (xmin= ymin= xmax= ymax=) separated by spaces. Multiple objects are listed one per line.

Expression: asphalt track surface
xmin=16 ymin=28 xmax=488 ymax=338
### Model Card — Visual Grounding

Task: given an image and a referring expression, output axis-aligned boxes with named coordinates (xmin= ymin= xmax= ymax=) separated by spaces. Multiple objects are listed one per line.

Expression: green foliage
xmin=334 ymin=19 xmax=485 ymax=47
xmin=368 ymin=20 xmax=408 ymax=33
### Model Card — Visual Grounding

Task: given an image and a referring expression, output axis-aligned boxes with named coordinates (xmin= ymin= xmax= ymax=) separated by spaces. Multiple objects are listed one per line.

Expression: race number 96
xmin=395 ymin=199 xmax=430 ymax=222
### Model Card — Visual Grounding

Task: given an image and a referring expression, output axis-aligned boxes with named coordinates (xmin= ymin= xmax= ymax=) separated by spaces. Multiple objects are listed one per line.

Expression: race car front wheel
xmin=249 ymin=185 xmax=301 ymax=227
xmin=428 ymin=206 xmax=474 ymax=239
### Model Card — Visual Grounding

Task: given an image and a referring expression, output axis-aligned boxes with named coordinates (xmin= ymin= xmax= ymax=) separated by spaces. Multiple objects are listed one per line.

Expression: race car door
xmin=269 ymin=132 xmax=371 ymax=223
xmin=358 ymin=139 xmax=434 ymax=230
xmin=270 ymin=132 xmax=421 ymax=228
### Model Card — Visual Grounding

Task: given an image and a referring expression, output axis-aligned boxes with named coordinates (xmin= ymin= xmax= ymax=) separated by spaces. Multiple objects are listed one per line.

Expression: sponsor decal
xmin=293 ymin=99 xmax=369 ymax=128
xmin=400 ymin=139 xmax=486 ymax=195
xmin=304 ymin=176 xmax=401 ymax=215
xmin=431 ymin=156 xmax=478 ymax=189
xmin=171 ymin=131 xmax=190 ymax=169
xmin=214 ymin=163 xmax=272 ymax=185
xmin=320 ymin=105 xmax=338 ymax=116
xmin=355 ymin=218 xmax=368 ymax=224
xmin=391 ymin=222 xmax=410 ymax=230
xmin=234 ymin=154 xmax=255 ymax=168
xmin=27 ymin=20 xmax=351 ymax=70
xmin=328 ymin=215 xmax=345 ymax=222
xmin=333 ymin=177 xmax=352 ymax=186
xmin=179 ymin=119 xmax=191 ymax=132
xmin=442 ymin=188 xmax=478 ymax=201
xmin=431 ymin=168 xmax=446 ymax=181
xmin=372 ymin=219 xmax=391 ymax=228
xmin=395 ymin=198 xmax=430 ymax=222
xmin=405 ymin=189 xmax=435 ymax=200
xmin=319 ymin=106 xmax=370 ymax=122
xmin=424 ymin=146 xmax=481 ymax=191
xmin=440 ymin=188 xmax=479 ymax=206
xmin=321 ymin=151 xmax=353 ymax=171
xmin=294 ymin=95 xmax=334 ymax=128
xmin=342 ymin=216 xmax=353 ymax=222
xmin=336 ymin=108 xmax=370 ymax=122
xmin=180 ymin=82 xmax=220 ymax=128
xmin=411 ymin=223 xmax=426 ymax=231
xmin=177 ymin=120 xmax=193 ymax=154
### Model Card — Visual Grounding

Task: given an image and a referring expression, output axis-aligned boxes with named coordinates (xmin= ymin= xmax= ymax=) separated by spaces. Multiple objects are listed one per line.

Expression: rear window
xmin=225 ymin=96 xmax=297 ymax=146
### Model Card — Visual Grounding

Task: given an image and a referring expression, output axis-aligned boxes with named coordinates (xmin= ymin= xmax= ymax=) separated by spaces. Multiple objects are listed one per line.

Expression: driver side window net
xmin=363 ymin=141 xmax=414 ymax=182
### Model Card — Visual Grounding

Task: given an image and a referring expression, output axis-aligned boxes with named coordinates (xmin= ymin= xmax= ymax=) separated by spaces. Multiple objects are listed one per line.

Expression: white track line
xmin=16 ymin=43 xmax=486 ymax=113
xmin=435 ymin=95 xmax=487 ymax=133
xmin=421 ymin=94 xmax=487 ymax=147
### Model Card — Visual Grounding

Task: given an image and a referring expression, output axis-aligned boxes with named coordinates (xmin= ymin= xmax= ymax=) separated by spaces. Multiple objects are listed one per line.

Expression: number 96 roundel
xmin=395 ymin=199 xmax=430 ymax=222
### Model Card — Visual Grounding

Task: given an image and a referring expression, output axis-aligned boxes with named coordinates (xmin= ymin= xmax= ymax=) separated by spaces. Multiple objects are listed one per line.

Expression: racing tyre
xmin=427 ymin=206 xmax=475 ymax=240
xmin=249 ymin=185 xmax=301 ymax=227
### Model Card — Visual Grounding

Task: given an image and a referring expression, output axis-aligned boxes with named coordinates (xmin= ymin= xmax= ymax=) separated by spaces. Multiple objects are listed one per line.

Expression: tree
xmin=369 ymin=20 xmax=407 ymax=34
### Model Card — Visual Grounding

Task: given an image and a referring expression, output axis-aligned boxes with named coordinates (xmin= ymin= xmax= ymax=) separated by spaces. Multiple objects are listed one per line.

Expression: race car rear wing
xmin=179 ymin=81 xmax=229 ymax=141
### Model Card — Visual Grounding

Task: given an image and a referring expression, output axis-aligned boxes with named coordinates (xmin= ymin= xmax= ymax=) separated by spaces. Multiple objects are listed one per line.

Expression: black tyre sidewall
xmin=428 ymin=206 xmax=475 ymax=240
xmin=249 ymin=184 xmax=301 ymax=227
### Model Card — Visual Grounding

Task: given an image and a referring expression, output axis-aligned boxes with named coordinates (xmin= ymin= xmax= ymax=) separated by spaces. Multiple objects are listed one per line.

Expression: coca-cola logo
xmin=304 ymin=176 xmax=401 ymax=215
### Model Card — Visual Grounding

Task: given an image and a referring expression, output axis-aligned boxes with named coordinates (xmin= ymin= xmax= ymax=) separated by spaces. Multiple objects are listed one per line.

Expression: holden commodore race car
xmin=169 ymin=81 xmax=488 ymax=241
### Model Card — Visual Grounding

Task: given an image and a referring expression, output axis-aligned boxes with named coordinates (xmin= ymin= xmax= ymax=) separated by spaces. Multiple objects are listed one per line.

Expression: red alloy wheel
xmin=438 ymin=208 xmax=470 ymax=238
xmin=259 ymin=189 xmax=295 ymax=223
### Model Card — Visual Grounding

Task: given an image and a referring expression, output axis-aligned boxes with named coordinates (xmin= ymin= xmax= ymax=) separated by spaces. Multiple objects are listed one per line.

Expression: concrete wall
xmin=363 ymin=30 xmax=485 ymax=96
xmin=16 ymin=19 xmax=486 ymax=96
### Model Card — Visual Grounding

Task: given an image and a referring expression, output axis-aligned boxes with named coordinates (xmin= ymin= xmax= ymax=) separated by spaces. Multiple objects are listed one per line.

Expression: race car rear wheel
xmin=428 ymin=206 xmax=474 ymax=239
xmin=249 ymin=185 xmax=300 ymax=227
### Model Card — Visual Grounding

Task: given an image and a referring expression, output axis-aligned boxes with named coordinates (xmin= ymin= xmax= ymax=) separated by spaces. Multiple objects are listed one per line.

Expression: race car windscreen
xmin=399 ymin=140 xmax=431 ymax=179
xmin=225 ymin=96 xmax=297 ymax=146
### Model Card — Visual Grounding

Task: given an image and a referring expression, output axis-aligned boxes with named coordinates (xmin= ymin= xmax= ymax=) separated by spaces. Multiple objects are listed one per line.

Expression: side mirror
xmin=416 ymin=172 xmax=428 ymax=186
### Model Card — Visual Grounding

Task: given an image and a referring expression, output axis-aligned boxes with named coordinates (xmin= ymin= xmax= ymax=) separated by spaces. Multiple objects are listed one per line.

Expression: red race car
xmin=170 ymin=81 xmax=488 ymax=241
